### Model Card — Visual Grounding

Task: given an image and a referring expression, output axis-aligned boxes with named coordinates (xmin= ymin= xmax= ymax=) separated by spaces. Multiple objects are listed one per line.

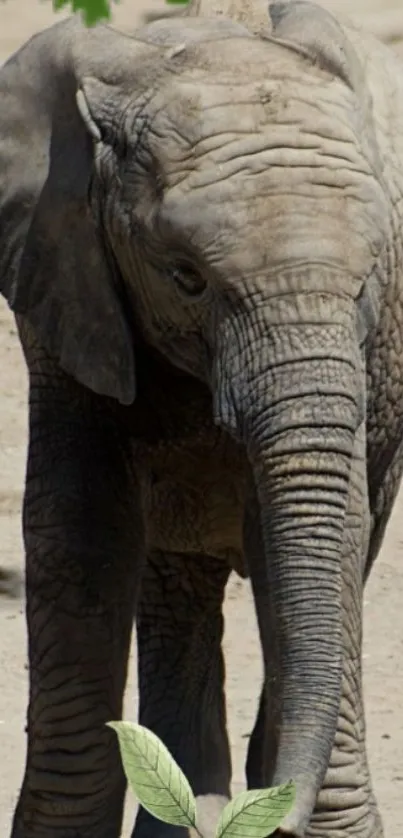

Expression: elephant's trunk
xmin=214 ymin=289 xmax=363 ymax=836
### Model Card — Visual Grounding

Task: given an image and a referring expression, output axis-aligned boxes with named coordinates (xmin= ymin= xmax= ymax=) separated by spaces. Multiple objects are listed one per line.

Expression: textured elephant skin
xmin=1 ymin=1 xmax=403 ymax=837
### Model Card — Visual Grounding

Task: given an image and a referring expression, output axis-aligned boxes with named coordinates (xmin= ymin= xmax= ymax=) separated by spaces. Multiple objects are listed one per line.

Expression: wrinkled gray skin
xmin=1 ymin=1 xmax=403 ymax=836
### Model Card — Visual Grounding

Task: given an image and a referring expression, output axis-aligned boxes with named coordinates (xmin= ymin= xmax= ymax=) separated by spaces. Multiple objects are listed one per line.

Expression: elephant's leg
xmin=246 ymin=423 xmax=383 ymax=837
xmin=306 ymin=426 xmax=382 ymax=838
xmin=133 ymin=550 xmax=231 ymax=838
xmin=12 ymin=358 xmax=145 ymax=838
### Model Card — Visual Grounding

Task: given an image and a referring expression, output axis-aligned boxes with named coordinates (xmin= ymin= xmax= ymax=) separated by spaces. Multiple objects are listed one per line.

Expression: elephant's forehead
xmin=149 ymin=68 xmax=356 ymax=179
xmin=148 ymin=39 xmax=354 ymax=158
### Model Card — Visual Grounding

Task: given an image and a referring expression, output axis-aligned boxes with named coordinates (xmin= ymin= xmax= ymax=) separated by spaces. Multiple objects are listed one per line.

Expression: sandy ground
xmin=1 ymin=1 xmax=403 ymax=835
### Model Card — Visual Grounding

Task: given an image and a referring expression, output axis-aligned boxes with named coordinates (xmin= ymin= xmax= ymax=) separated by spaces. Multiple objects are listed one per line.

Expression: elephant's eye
xmin=168 ymin=261 xmax=207 ymax=301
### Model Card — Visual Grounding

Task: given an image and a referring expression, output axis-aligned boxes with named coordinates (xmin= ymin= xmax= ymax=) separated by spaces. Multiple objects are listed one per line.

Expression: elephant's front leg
xmin=307 ymin=426 xmax=382 ymax=838
xmin=12 ymin=362 xmax=145 ymax=838
xmin=133 ymin=550 xmax=231 ymax=838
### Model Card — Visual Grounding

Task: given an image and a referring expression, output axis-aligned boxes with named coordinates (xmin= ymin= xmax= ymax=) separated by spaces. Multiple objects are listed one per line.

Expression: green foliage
xmin=107 ymin=722 xmax=197 ymax=829
xmin=109 ymin=721 xmax=296 ymax=838
xmin=216 ymin=785 xmax=296 ymax=838
xmin=51 ymin=0 xmax=189 ymax=26
xmin=52 ymin=0 xmax=114 ymax=26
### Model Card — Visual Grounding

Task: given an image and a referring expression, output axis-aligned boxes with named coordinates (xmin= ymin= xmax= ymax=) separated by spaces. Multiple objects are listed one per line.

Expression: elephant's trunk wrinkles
xmin=214 ymin=289 xmax=362 ymax=837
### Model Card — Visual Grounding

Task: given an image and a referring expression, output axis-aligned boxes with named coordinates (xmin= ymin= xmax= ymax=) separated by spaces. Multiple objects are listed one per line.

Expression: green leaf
xmin=107 ymin=721 xmax=197 ymax=829
xmin=51 ymin=0 xmax=187 ymax=25
xmin=216 ymin=782 xmax=296 ymax=838
xmin=52 ymin=0 xmax=114 ymax=26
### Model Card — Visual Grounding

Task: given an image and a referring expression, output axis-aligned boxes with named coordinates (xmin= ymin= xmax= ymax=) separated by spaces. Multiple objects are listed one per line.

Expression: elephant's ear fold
xmin=1 ymin=61 xmax=136 ymax=405
xmin=268 ymin=0 xmax=365 ymax=93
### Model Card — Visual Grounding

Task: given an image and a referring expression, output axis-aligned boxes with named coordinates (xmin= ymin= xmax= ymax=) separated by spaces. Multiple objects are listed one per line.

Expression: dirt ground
xmin=1 ymin=1 xmax=403 ymax=835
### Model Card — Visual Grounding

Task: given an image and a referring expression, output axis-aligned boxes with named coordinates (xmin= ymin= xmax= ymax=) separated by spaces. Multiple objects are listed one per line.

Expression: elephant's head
xmin=0 ymin=3 xmax=390 ymax=835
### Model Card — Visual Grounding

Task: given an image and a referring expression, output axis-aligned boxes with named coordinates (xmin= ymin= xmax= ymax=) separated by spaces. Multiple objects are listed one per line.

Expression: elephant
xmin=1 ymin=0 xmax=403 ymax=835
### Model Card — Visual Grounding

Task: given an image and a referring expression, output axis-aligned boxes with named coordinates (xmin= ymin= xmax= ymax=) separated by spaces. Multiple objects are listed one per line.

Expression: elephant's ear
xmin=268 ymin=0 xmax=365 ymax=93
xmin=0 ymin=25 xmax=136 ymax=405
